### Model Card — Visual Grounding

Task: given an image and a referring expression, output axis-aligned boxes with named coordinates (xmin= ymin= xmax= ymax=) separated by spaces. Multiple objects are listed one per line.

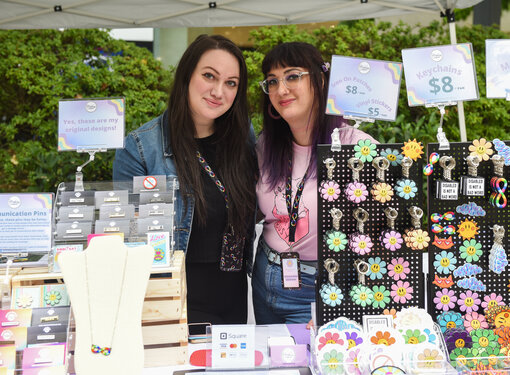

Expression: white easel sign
xmin=326 ymin=56 xmax=402 ymax=121
xmin=211 ymin=325 xmax=255 ymax=369
xmin=402 ymin=43 xmax=479 ymax=106
xmin=486 ymin=39 xmax=510 ymax=99
xmin=58 ymin=98 xmax=125 ymax=151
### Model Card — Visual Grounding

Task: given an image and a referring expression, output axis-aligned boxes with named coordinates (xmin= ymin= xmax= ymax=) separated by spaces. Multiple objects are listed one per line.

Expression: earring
xmin=320 ymin=258 xmax=344 ymax=307
xmin=268 ymin=103 xmax=281 ymax=120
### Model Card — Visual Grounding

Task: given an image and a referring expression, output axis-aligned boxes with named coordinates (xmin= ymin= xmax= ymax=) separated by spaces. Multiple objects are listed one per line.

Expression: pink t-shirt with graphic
xmin=256 ymin=126 xmax=377 ymax=260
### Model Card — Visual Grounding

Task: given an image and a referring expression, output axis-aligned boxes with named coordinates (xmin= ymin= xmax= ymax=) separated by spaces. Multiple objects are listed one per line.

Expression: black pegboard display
xmin=317 ymin=143 xmax=426 ymax=325
xmin=427 ymin=141 xmax=510 ymax=321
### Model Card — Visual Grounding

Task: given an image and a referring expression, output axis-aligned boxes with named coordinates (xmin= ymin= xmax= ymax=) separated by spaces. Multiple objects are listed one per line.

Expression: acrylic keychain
xmin=489 ymin=154 xmax=507 ymax=209
xmin=345 ymin=157 xmax=369 ymax=203
xmin=349 ymin=259 xmax=373 ymax=307
xmin=435 ymin=156 xmax=459 ymax=200
xmin=403 ymin=206 xmax=430 ymax=250
xmin=320 ymin=258 xmax=344 ymax=307
xmin=349 ymin=208 xmax=373 ymax=255
xmin=371 ymin=157 xmax=394 ymax=203
xmin=319 ymin=157 xmax=341 ymax=202
xmin=324 ymin=208 xmax=347 ymax=253
xmin=489 ymin=225 xmax=508 ymax=274
xmin=395 ymin=157 xmax=418 ymax=200
xmin=460 ymin=155 xmax=485 ymax=197
xmin=380 ymin=207 xmax=403 ymax=252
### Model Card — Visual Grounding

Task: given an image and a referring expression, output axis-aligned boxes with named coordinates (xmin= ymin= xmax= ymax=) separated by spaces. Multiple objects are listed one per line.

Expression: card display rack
xmin=317 ymin=143 xmax=426 ymax=326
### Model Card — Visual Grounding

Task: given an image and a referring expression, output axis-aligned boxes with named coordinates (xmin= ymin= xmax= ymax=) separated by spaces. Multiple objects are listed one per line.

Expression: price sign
xmin=58 ymin=97 xmax=125 ymax=151
xmin=326 ymin=56 xmax=402 ymax=121
xmin=401 ymin=43 xmax=479 ymax=106
xmin=486 ymin=39 xmax=510 ymax=99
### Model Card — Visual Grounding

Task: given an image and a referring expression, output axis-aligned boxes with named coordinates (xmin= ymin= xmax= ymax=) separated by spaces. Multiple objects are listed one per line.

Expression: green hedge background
xmin=0 ymin=21 xmax=509 ymax=192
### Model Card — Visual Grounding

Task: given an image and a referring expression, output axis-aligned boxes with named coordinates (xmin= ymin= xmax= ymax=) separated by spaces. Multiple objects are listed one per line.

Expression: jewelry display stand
xmin=317 ymin=142 xmax=425 ymax=325
xmin=59 ymin=235 xmax=154 ymax=375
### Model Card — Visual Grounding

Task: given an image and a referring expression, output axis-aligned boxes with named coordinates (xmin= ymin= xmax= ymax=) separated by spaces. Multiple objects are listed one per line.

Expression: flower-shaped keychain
xmin=320 ymin=258 xmax=344 ymax=307
xmin=349 ymin=208 xmax=373 ymax=255
xmin=324 ymin=208 xmax=347 ymax=252
xmin=371 ymin=157 xmax=394 ymax=203
xmin=460 ymin=155 xmax=485 ymax=197
xmin=489 ymin=225 xmax=508 ymax=274
xmin=345 ymin=157 xmax=368 ymax=203
xmin=349 ymin=259 xmax=373 ymax=307
xmin=320 ymin=157 xmax=341 ymax=202
xmin=489 ymin=154 xmax=507 ymax=208
xmin=395 ymin=157 xmax=418 ymax=200
xmin=380 ymin=207 xmax=403 ymax=251
xmin=403 ymin=206 xmax=430 ymax=250
xmin=435 ymin=155 xmax=459 ymax=200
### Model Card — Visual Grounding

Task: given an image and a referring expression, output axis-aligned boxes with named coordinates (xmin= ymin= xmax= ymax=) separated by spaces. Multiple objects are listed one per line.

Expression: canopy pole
xmin=442 ymin=8 xmax=467 ymax=142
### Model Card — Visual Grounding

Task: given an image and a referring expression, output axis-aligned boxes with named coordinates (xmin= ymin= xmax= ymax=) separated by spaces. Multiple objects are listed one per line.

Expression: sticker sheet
xmin=317 ymin=141 xmax=426 ymax=325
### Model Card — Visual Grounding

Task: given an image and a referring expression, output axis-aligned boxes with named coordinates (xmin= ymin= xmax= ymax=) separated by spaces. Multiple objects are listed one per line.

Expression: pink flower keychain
xmin=345 ymin=157 xmax=368 ymax=203
xmin=349 ymin=207 xmax=373 ymax=255
xmin=380 ymin=207 xmax=403 ymax=252
xmin=320 ymin=157 xmax=341 ymax=201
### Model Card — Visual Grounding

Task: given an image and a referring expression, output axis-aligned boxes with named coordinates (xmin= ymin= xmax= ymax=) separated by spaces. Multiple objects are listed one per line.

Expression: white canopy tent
xmin=0 ymin=0 xmax=485 ymax=140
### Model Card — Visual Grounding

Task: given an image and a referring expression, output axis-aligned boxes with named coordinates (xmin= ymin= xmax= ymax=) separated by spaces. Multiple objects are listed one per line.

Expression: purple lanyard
xmin=286 ymin=158 xmax=308 ymax=243
xmin=196 ymin=151 xmax=229 ymax=209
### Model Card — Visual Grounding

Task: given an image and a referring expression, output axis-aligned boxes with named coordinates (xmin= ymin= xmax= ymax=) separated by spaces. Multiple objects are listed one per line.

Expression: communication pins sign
xmin=401 ymin=43 xmax=479 ymax=106
xmin=326 ymin=56 xmax=402 ymax=121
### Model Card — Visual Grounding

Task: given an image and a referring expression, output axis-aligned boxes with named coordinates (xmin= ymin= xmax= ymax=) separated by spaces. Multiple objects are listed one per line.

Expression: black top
xmin=186 ymin=133 xmax=228 ymax=263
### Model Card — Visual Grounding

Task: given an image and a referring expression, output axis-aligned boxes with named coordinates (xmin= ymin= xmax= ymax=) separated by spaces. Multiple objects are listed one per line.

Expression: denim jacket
xmin=113 ymin=111 xmax=255 ymax=273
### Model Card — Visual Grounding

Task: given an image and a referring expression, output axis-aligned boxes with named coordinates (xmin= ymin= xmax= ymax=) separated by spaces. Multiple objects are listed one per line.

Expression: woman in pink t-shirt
xmin=252 ymin=42 xmax=376 ymax=324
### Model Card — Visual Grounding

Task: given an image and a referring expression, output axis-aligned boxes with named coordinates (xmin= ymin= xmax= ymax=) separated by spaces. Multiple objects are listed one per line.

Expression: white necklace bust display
xmin=59 ymin=235 xmax=154 ymax=375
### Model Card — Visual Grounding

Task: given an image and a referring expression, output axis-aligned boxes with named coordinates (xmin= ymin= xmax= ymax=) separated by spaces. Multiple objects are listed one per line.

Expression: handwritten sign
xmin=486 ymin=39 xmax=510 ymax=99
xmin=402 ymin=43 xmax=479 ymax=106
xmin=58 ymin=98 xmax=125 ymax=151
xmin=326 ymin=56 xmax=402 ymax=121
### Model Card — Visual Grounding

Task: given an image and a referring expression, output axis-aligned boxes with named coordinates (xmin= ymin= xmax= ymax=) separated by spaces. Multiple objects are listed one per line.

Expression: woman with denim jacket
xmin=253 ymin=42 xmax=377 ymax=324
xmin=113 ymin=35 xmax=257 ymax=324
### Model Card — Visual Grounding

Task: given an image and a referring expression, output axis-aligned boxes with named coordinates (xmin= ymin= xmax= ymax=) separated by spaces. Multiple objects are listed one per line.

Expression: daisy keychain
xmin=319 ymin=157 xmax=341 ymax=202
xmin=349 ymin=208 xmax=373 ymax=255
xmin=371 ymin=157 xmax=394 ymax=203
xmin=320 ymin=258 xmax=344 ymax=307
xmin=349 ymin=259 xmax=373 ymax=307
xmin=460 ymin=155 xmax=485 ymax=197
xmin=395 ymin=157 xmax=418 ymax=200
xmin=380 ymin=207 xmax=403 ymax=252
xmin=435 ymin=155 xmax=459 ymax=200
xmin=345 ymin=157 xmax=368 ymax=203
xmin=489 ymin=225 xmax=507 ymax=274
xmin=403 ymin=206 xmax=430 ymax=250
xmin=324 ymin=208 xmax=347 ymax=252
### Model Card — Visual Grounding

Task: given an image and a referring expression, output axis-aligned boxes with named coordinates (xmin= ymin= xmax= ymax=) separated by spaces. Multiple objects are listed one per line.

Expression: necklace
xmin=84 ymin=250 xmax=128 ymax=356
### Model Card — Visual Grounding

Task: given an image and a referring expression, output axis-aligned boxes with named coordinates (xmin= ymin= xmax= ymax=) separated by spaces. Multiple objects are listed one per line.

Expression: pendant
xmin=91 ymin=344 xmax=112 ymax=356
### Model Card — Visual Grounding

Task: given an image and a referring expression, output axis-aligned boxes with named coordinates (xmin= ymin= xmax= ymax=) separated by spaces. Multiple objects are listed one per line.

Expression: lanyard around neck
xmin=196 ymin=151 xmax=229 ymax=209
xmin=286 ymin=158 xmax=308 ymax=243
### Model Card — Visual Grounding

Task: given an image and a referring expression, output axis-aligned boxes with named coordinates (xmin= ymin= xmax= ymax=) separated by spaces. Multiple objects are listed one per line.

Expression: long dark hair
xmin=168 ymin=34 xmax=256 ymax=237
xmin=260 ymin=42 xmax=342 ymax=189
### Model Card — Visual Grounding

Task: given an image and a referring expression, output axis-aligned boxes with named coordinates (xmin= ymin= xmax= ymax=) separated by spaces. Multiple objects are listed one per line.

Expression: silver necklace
xmin=85 ymin=251 xmax=128 ymax=356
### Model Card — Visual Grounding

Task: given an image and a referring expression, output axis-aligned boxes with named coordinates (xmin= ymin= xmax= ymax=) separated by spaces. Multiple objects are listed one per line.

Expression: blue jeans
xmin=251 ymin=239 xmax=317 ymax=324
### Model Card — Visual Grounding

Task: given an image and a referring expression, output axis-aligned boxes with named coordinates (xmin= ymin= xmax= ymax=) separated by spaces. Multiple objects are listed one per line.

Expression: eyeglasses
xmin=259 ymin=71 xmax=310 ymax=94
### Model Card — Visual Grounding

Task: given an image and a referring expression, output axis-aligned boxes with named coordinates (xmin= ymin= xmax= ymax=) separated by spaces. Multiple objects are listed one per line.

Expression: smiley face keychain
xmin=371 ymin=157 xmax=394 ymax=203
xmin=320 ymin=157 xmax=341 ymax=202
xmin=395 ymin=157 xmax=418 ymax=200
xmin=320 ymin=258 xmax=344 ymax=307
xmin=324 ymin=208 xmax=347 ymax=252
xmin=349 ymin=208 xmax=373 ymax=255
xmin=380 ymin=207 xmax=403 ymax=252
xmin=345 ymin=157 xmax=368 ymax=203
xmin=403 ymin=206 xmax=430 ymax=250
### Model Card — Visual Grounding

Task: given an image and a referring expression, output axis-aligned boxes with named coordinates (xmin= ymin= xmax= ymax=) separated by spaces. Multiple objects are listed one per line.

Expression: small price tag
xmin=486 ymin=39 xmax=510 ymax=99
xmin=402 ymin=43 xmax=479 ymax=106
xmin=281 ymin=252 xmax=301 ymax=289
xmin=326 ymin=56 xmax=402 ymax=121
